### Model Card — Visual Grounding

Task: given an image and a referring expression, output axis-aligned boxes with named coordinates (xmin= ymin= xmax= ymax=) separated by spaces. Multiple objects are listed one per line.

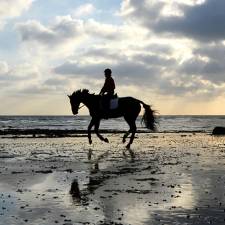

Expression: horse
xmin=68 ymin=89 xmax=156 ymax=149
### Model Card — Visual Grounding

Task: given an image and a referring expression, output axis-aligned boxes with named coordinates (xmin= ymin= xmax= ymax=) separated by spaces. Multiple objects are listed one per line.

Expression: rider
xmin=99 ymin=68 xmax=115 ymax=114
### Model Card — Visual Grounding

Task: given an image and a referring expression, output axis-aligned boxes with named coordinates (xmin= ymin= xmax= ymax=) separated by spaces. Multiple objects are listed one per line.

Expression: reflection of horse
xmin=68 ymin=89 xmax=156 ymax=149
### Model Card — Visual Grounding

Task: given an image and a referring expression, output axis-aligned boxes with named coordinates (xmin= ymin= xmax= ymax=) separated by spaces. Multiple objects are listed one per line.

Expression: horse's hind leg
xmin=123 ymin=116 xmax=132 ymax=143
xmin=126 ymin=121 xmax=137 ymax=149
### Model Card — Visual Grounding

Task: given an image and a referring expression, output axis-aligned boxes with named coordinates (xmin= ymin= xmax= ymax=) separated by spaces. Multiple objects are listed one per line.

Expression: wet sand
xmin=1 ymin=133 xmax=225 ymax=225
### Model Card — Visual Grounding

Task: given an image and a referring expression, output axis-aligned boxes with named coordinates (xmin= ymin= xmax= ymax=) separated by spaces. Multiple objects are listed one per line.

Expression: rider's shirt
xmin=100 ymin=76 xmax=115 ymax=95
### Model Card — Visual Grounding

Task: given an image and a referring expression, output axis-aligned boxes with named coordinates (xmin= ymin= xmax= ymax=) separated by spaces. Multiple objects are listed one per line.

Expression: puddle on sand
xmin=0 ymin=171 xmax=105 ymax=225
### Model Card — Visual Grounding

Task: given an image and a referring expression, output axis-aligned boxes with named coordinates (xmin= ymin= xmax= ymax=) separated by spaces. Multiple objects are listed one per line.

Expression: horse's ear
xmin=67 ymin=95 xmax=71 ymax=98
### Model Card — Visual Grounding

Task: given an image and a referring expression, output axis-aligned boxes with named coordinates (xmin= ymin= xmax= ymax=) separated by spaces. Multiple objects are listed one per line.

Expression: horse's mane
xmin=71 ymin=89 xmax=96 ymax=97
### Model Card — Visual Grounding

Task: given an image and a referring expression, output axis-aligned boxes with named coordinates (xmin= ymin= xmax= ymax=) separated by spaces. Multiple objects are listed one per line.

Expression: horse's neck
xmin=82 ymin=94 xmax=98 ymax=111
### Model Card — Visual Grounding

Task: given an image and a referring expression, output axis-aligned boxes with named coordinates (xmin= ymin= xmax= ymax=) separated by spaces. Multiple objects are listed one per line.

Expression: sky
xmin=0 ymin=0 xmax=225 ymax=115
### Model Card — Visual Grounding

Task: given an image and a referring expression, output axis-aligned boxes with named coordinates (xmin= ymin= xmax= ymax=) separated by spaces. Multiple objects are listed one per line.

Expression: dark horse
xmin=68 ymin=89 xmax=156 ymax=149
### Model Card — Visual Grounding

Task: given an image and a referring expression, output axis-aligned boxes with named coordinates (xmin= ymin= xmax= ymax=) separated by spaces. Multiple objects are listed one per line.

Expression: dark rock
xmin=212 ymin=127 xmax=225 ymax=135
xmin=35 ymin=170 xmax=52 ymax=174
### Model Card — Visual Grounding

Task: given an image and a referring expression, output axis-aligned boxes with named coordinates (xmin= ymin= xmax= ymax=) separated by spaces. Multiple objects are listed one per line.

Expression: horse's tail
xmin=139 ymin=101 xmax=156 ymax=131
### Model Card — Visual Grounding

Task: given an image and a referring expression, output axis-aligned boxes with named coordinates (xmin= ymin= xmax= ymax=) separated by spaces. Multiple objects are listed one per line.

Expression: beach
xmin=1 ymin=132 xmax=225 ymax=225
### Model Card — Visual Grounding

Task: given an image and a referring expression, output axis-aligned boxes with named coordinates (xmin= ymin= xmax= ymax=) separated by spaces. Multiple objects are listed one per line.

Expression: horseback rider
xmin=99 ymin=68 xmax=116 ymax=115
xmin=99 ymin=68 xmax=115 ymax=96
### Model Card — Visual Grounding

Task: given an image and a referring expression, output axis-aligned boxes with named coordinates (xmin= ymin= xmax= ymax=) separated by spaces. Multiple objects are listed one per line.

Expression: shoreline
xmin=0 ymin=128 xmax=209 ymax=138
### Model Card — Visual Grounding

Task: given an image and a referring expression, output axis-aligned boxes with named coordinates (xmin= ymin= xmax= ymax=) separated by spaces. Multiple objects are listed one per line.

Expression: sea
xmin=0 ymin=115 xmax=225 ymax=133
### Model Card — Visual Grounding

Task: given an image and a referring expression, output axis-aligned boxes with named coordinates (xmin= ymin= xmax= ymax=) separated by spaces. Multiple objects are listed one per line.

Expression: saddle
xmin=100 ymin=94 xmax=119 ymax=112
xmin=110 ymin=98 xmax=119 ymax=110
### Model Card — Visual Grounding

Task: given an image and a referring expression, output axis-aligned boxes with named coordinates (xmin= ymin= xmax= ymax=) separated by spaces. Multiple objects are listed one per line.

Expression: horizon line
xmin=1 ymin=114 xmax=225 ymax=117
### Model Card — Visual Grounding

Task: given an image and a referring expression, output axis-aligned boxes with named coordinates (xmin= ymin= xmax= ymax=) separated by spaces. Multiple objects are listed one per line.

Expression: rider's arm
xmin=99 ymin=84 xmax=106 ymax=95
xmin=99 ymin=78 xmax=108 ymax=95
xmin=99 ymin=88 xmax=105 ymax=95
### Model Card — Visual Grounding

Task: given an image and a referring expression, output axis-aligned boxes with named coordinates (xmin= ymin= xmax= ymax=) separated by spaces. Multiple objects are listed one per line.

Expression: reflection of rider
xmin=99 ymin=68 xmax=115 ymax=114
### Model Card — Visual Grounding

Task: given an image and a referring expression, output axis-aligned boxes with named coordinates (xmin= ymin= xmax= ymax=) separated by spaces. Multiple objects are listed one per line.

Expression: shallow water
xmin=1 ymin=115 xmax=225 ymax=132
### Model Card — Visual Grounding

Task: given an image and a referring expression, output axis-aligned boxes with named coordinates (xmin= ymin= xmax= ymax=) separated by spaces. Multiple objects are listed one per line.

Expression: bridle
xmin=73 ymin=104 xmax=85 ymax=116
xmin=78 ymin=104 xmax=85 ymax=110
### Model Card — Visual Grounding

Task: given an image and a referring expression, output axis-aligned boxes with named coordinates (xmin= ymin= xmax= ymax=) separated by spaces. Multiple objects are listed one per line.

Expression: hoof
xmin=104 ymin=138 xmax=109 ymax=143
xmin=122 ymin=138 xmax=126 ymax=143
xmin=89 ymin=139 xmax=92 ymax=145
xmin=126 ymin=144 xmax=130 ymax=149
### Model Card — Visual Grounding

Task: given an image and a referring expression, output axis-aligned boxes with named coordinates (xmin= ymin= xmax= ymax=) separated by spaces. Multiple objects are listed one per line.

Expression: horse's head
xmin=68 ymin=89 xmax=89 ymax=115
xmin=68 ymin=90 xmax=82 ymax=115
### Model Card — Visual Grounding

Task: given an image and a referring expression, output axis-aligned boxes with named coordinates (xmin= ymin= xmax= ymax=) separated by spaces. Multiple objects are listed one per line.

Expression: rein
xmin=79 ymin=104 xmax=85 ymax=110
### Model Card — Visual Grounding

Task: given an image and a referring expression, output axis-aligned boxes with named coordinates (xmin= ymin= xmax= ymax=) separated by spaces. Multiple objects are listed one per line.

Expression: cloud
xmin=179 ymin=43 xmax=225 ymax=83
xmin=132 ymin=53 xmax=175 ymax=67
xmin=180 ymin=58 xmax=225 ymax=81
xmin=15 ymin=16 xmax=89 ymax=59
xmin=16 ymin=16 xmax=84 ymax=46
xmin=120 ymin=0 xmax=225 ymax=42
xmin=158 ymin=74 xmax=222 ymax=99
xmin=85 ymin=19 xmax=123 ymax=40
xmin=0 ymin=61 xmax=9 ymax=74
xmin=54 ymin=43 xmax=175 ymax=75
xmin=53 ymin=49 xmax=172 ymax=92
xmin=194 ymin=43 xmax=225 ymax=62
xmin=155 ymin=0 xmax=225 ymax=41
xmin=53 ymin=58 xmax=164 ymax=101
xmin=11 ymin=1 xmax=225 ymax=101
xmin=73 ymin=3 xmax=96 ymax=17
xmin=15 ymin=16 xmax=133 ymax=61
xmin=0 ymin=0 xmax=33 ymax=29
xmin=52 ymin=41 xmax=225 ymax=99
xmin=16 ymin=15 xmax=148 ymax=52
xmin=0 ymin=61 xmax=75 ymax=96
xmin=53 ymin=50 xmax=164 ymax=83
xmin=0 ymin=62 xmax=41 ymax=95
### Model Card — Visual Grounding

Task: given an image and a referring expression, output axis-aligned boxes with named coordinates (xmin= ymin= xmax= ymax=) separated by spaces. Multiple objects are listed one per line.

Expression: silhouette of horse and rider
xmin=68 ymin=68 xmax=156 ymax=149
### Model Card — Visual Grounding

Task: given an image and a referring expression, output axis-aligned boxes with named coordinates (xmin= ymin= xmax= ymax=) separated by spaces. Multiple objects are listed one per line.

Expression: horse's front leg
xmin=88 ymin=119 xmax=95 ymax=144
xmin=95 ymin=120 xmax=109 ymax=143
